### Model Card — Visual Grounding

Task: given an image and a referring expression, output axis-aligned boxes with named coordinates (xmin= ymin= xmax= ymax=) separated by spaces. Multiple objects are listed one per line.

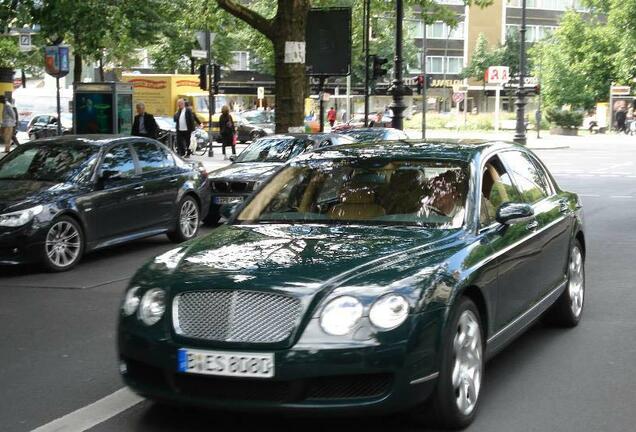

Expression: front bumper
xmin=0 ymin=221 xmax=47 ymax=265
xmin=118 ymin=309 xmax=445 ymax=414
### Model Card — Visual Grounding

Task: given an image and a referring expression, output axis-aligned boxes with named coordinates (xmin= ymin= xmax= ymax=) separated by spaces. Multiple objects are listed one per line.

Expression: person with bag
xmin=2 ymin=95 xmax=17 ymax=154
xmin=219 ymin=105 xmax=236 ymax=160
xmin=173 ymin=99 xmax=198 ymax=157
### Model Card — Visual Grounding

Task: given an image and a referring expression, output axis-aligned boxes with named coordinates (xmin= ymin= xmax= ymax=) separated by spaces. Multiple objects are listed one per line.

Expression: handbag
xmin=232 ymin=133 xmax=238 ymax=146
xmin=189 ymin=134 xmax=198 ymax=153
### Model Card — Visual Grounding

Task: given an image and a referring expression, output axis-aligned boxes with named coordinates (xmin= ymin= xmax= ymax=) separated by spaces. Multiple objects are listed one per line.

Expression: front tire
xmin=167 ymin=196 xmax=200 ymax=243
xmin=545 ymin=240 xmax=585 ymax=327
xmin=415 ymin=297 xmax=484 ymax=429
xmin=42 ymin=216 xmax=84 ymax=272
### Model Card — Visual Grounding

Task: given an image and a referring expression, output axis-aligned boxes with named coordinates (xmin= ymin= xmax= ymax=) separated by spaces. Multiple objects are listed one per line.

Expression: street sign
xmin=257 ymin=86 xmax=265 ymax=100
xmin=44 ymin=45 xmax=70 ymax=78
xmin=452 ymin=92 xmax=465 ymax=104
xmin=19 ymin=33 xmax=32 ymax=52
xmin=191 ymin=49 xmax=207 ymax=59
xmin=486 ymin=66 xmax=510 ymax=84
xmin=611 ymin=86 xmax=631 ymax=96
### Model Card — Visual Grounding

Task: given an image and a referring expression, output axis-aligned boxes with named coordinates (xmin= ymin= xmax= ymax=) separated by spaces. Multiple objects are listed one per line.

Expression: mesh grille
xmin=306 ymin=374 xmax=393 ymax=400
xmin=173 ymin=290 xmax=301 ymax=343
xmin=211 ymin=181 xmax=253 ymax=193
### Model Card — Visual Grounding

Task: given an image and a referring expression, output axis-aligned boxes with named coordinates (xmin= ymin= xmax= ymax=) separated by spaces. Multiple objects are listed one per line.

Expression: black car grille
xmin=211 ymin=181 xmax=254 ymax=193
xmin=173 ymin=290 xmax=301 ymax=344
xmin=171 ymin=373 xmax=393 ymax=403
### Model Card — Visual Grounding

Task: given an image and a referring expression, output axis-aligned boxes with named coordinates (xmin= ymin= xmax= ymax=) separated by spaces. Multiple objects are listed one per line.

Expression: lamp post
xmin=514 ymin=0 xmax=527 ymax=145
xmin=389 ymin=0 xmax=410 ymax=130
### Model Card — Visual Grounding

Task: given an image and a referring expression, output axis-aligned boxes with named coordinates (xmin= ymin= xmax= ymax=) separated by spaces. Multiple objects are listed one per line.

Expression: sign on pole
xmin=452 ymin=92 xmax=465 ymax=104
xmin=19 ymin=33 xmax=32 ymax=52
xmin=610 ymin=86 xmax=631 ymax=96
xmin=486 ymin=66 xmax=510 ymax=84
xmin=257 ymin=87 xmax=265 ymax=100
xmin=44 ymin=45 xmax=70 ymax=78
xmin=191 ymin=49 xmax=207 ymax=59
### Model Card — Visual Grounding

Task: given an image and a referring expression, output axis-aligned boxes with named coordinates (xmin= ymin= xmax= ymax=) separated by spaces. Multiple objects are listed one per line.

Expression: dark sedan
xmin=118 ymin=140 xmax=585 ymax=428
xmin=0 ymin=136 xmax=210 ymax=271
xmin=235 ymin=110 xmax=275 ymax=143
xmin=204 ymin=133 xmax=355 ymax=225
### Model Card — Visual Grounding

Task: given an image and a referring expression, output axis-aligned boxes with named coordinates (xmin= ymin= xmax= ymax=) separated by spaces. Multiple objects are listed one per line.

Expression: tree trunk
xmin=271 ymin=1 xmax=308 ymax=133
xmin=73 ymin=53 xmax=82 ymax=84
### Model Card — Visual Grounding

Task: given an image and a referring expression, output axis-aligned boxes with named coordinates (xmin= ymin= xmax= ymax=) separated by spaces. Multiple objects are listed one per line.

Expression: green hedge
xmin=545 ymin=109 xmax=583 ymax=129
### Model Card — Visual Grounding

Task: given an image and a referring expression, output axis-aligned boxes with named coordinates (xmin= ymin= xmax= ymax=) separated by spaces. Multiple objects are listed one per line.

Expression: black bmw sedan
xmin=0 ymin=136 xmax=210 ymax=271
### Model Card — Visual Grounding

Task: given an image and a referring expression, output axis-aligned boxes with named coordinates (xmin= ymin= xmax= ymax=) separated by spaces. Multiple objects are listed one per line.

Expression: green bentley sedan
xmin=118 ymin=140 xmax=585 ymax=429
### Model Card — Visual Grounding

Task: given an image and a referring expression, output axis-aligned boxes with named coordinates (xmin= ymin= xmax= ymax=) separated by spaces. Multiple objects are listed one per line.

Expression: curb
xmin=527 ymin=146 xmax=570 ymax=150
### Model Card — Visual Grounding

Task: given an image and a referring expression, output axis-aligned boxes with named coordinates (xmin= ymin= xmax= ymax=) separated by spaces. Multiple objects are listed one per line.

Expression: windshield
xmin=241 ymin=110 xmax=274 ymax=124
xmin=237 ymin=158 xmax=469 ymax=228
xmin=0 ymin=144 xmax=99 ymax=182
xmin=235 ymin=137 xmax=310 ymax=163
xmin=340 ymin=129 xmax=386 ymax=142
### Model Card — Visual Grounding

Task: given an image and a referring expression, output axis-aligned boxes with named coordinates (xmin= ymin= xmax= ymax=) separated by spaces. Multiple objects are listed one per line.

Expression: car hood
xmin=0 ymin=179 xmax=73 ymax=213
xmin=208 ymin=162 xmax=283 ymax=183
xmin=136 ymin=224 xmax=462 ymax=298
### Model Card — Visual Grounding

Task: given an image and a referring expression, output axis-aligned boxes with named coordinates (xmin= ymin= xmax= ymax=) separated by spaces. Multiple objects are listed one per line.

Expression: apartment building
xmin=412 ymin=0 xmax=592 ymax=112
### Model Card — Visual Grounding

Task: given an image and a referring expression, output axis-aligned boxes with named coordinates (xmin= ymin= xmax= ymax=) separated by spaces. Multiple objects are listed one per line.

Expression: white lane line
xmin=610 ymin=195 xmax=633 ymax=199
xmin=599 ymin=174 xmax=620 ymax=177
xmin=31 ymin=388 xmax=143 ymax=432
xmin=579 ymin=194 xmax=601 ymax=197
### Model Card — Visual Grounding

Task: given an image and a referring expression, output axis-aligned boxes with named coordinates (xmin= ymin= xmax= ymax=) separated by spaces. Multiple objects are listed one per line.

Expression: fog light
xmin=119 ymin=360 xmax=128 ymax=374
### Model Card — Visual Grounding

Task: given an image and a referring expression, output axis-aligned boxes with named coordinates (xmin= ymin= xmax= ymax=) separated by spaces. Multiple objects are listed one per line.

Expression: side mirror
xmin=220 ymin=201 xmax=241 ymax=220
xmin=229 ymin=155 xmax=237 ymax=162
xmin=100 ymin=169 xmax=122 ymax=181
xmin=496 ymin=202 xmax=534 ymax=225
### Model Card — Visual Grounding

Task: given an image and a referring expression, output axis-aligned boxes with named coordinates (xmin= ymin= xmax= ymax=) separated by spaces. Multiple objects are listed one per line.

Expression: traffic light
xmin=198 ymin=64 xmax=207 ymax=91
xmin=213 ymin=64 xmax=221 ymax=94
xmin=371 ymin=55 xmax=389 ymax=80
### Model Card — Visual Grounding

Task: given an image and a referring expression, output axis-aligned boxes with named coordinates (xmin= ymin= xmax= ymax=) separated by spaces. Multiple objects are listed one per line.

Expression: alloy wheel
xmin=179 ymin=200 xmax=199 ymax=238
xmin=45 ymin=221 xmax=81 ymax=268
xmin=568 ymin=246 xmax=584 ymax=318
xmin=451 ymin=309 xmax=483 ymax=416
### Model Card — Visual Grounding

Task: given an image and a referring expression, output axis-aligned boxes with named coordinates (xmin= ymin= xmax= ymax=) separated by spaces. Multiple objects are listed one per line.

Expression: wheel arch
xmin=53 ymin=210 xmax=87 ymax=241
xmin=457 ymin=284 xmax=489 ymax=339
xmin=575 ymin=230 xmax=586 ymax=259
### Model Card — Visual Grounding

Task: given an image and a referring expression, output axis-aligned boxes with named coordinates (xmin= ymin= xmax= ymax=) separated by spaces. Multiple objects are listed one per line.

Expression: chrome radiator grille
xmin=173 ymin=291 xmax=301 ymax=343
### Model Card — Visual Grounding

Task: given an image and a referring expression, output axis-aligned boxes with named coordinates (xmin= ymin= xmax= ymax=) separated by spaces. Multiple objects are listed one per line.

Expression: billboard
xmin=45 ymin=46 xmax=70 ymax=78
xmin=306 ymin=8 xmax=352 ymax=76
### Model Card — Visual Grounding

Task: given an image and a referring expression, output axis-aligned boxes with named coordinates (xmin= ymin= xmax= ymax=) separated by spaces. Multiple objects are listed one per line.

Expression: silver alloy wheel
xmin=45 ymin=221 xmax=81 ymax=268
xmin=179 ymin=200 xmax=199 ymax=238
xmin=452 ymin=309 xmax=483 ymax=416
xmin=568 ymin=246 xmax=584 ymax=318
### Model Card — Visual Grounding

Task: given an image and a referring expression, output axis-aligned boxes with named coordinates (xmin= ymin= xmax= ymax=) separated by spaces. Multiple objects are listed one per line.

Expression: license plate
xmin=213 ymin=196 xmax=244 ymax=205
xmin=177 ymin=348 xmax=274 ymax=378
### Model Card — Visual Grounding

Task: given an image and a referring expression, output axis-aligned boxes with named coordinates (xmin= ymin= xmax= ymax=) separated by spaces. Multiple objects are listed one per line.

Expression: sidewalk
xmin=404 ymin=129 xmax=579 ymax=150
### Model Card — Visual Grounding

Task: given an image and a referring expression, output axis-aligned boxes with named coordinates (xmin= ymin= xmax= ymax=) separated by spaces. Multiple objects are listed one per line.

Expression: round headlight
xmin=369 ymin=294 xmax=409 ymax=330
xmin=320 ymin=296 xmax=363 ymax=336
xmin=138 ymin=288 xmax=166 ymax=326
xmin=122 ymin=286 xmax=141 ymax=316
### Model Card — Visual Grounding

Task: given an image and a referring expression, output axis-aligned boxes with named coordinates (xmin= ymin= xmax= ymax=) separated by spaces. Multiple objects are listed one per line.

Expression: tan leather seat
xmin=328 ymin=188 xmax=386 ymax=220
xmin=382 ymin=170 xmax=427 ymax=214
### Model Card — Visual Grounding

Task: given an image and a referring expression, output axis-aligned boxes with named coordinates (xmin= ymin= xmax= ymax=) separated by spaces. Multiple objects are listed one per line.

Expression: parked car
xmin=203 ymin=133 xmax=355 ymax=225
xmin=27 ymin=113 xmax=73 ymax=140
xmin=0 ymin=135 xmax=210 ymax=271
xmin=155 ymin=116 xmax=209 ymax=154
xmin=331 ymin=113 xmax=393 ymax=132
xmin=118 ymin=140 xmax=585 ymax=428
xmin=339 ymin=127 xmax=408 ymax=142
xmin=235 ymin=110 xmax=275 ymax=143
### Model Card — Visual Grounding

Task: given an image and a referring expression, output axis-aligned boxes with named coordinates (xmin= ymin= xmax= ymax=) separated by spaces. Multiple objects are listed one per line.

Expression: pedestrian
xmin=1 ymin=95 xmax=17 ymax=153
xmin=173 ymin=99 xmax=198 ymax=157
xmin=218 ymin=105 xmax=236 ymax=160
xmin=132 ymin=102 xmax=159 ymax=139
xmin=327 ymin=106 xmax=337 ymax=128
xmin=616 ymin=106 xmax=627 ymax=134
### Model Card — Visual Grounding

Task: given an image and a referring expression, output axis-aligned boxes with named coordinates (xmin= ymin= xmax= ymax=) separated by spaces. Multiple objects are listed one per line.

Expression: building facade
xmin=411 ymin=0 xmax=591 ymax=113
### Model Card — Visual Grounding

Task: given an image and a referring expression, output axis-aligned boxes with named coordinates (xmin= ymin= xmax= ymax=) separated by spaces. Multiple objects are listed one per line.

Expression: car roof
xmin=25 ymin=135 xmax=141 ymax=147
xmin=299 ymin=139 xmax=523 ymax=163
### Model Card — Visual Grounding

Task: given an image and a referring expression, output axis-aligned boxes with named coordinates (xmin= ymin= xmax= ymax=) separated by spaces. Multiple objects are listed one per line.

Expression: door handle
xmin=559 ymin=200 xmax=570 ymax=213
xmin=133 ymin=185 xmax=144 ymax=192
xmin=169 ymin=178 xmax=179 ymax=183
xmin=526 ymin=220 xmax=539 ymax=231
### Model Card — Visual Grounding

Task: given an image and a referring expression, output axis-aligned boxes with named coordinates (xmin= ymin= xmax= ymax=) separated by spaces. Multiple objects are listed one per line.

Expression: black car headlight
xmin=369 ymin=294 xmax=409 ymax=330
xmin=138 ymin=288 xmax=166 ymax=326
xmin=121 ymin=286 xmax=141 ymax=316
xmin=0 ymin=205 xmax=43 ymax=227
xmin=319 ymin=296 xmax=363 ymax=336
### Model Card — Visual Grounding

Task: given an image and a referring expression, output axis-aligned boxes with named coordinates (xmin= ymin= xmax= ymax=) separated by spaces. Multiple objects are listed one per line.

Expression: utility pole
xmin=514 ymin=0 xmax=528 ymax=145
xmin=363 ymin=0 xmax=370 ymax=127
xmin=389 ymin=0 xmax=409 ymax=130
xmin=420 ymin=13 xmax=427 ymax=139
xmin=206 ymin=30 xmax=215 ymax=157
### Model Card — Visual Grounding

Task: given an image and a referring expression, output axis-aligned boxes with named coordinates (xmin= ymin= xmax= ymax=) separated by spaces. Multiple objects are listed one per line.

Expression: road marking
xmin=579 ymin=194 xmax=601 ymax=197
xmin=31 ymin=388 xmax=143 ymax=432
xmin=610 ymin=195 xmax=632 ymax=199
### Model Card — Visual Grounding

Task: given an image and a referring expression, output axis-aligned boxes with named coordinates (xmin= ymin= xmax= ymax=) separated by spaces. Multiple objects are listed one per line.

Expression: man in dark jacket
xmin=173 ymin=99 xmax=198 ymax=157
xmin=132 ymin=103 xmax=159 ymax=139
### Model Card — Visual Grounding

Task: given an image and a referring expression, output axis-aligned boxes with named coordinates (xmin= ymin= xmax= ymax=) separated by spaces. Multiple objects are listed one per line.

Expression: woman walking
xmin=219 ymin=105 xmax=236 ymax=160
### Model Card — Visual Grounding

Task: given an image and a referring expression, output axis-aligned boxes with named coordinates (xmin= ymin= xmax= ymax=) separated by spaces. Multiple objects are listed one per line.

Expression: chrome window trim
xmin=410 ymin=372 xmax=440 ymax=385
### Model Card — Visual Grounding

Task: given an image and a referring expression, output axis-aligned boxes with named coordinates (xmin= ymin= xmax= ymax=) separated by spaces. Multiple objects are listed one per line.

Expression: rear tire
xmin=413 ymin=297 xmax=484 ymax=430
xmin=545 ymin=240 xmax=585 ymax=327
xmin=167 ymin=196 xmax=200 ymax=243
xmin=42 ymin=216 xmax=84 ymax=272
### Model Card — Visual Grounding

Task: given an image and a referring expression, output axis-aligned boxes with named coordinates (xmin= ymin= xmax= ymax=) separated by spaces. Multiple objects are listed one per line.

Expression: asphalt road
xmin=2 ymin=136 xmax=636 ymax=432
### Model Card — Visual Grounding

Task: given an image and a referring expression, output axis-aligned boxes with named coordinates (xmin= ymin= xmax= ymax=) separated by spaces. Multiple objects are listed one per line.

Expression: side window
xmin=133 ymin=142 xmax=170 ymax=172
xmin=480 ymin=155 xmax=522 ymax=226
xmin=101 ymin=144 xmax=136 ymax=179
xmin=501 ymin=151 xmax=550 ymax=204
